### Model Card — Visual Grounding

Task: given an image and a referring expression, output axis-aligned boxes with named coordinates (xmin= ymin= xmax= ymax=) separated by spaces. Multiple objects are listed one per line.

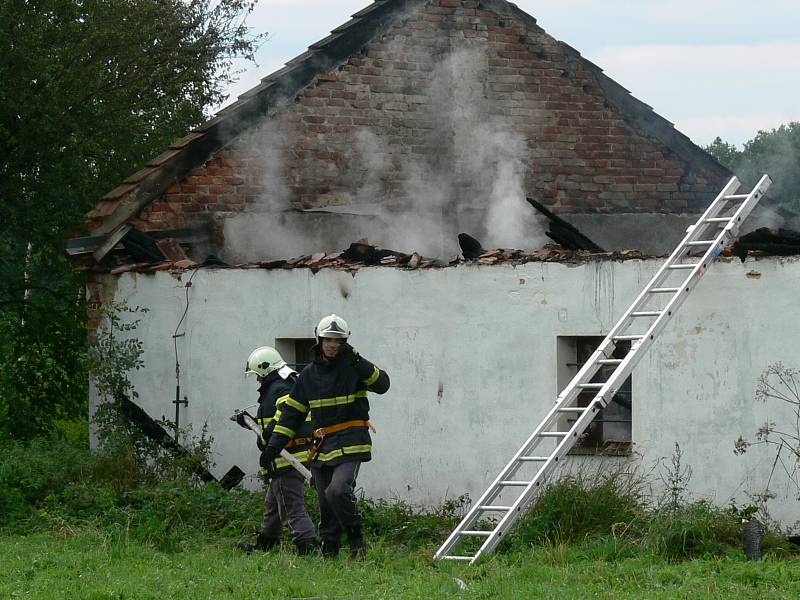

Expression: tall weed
xmin=507 ymin=466 xmax=646 ymax=548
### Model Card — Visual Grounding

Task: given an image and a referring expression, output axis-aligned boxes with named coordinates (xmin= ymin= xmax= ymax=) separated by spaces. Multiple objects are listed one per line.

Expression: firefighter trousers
xmin=261 ymin=469 xmax=317 ymax=548
xmin=311 ymin=460 xmax=362 ymax=542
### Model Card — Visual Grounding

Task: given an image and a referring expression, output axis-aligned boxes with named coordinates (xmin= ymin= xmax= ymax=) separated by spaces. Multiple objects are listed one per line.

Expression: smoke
xmin=353 ymin=128 xmax=391 ymax=203
xmin=221 ymin=117 xmax=327 ymax=261
xmin=242 ymin=119 xmax=291 ymax=212
xmin=221 ymin=36 xmax=547 ymax=261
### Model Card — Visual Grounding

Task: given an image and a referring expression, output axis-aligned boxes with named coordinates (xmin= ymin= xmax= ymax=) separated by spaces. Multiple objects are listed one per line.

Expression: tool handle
xmin=279 ymin=449 xmax=312 ymax=482
xmin=232 ymin=411 xmax=312 ymax=482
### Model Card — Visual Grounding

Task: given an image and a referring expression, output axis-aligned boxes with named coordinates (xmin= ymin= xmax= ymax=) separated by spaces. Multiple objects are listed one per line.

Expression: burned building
xmin=73 ymin=0 xmax=800 ymax=527
xmin=79 ymin=0 xmax=737 ymax=264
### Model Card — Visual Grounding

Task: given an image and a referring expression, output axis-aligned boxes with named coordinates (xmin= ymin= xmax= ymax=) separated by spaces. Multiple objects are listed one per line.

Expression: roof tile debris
xmin=92 ymin=237 xmax=649 ymax=276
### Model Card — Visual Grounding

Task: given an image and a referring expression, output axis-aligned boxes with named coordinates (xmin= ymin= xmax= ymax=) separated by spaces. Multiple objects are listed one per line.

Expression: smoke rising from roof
xmin=222 ymin=40 xmax=547 ymax=262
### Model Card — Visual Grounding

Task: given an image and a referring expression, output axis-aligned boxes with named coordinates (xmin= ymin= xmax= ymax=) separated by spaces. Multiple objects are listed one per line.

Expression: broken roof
xmin=84 ymin=0 xmax=729 ymax=237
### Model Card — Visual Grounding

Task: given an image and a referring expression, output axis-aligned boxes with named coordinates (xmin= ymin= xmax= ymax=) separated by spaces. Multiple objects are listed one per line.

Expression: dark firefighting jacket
xmin=256 ymin=368 xmax=312 ymax=476
xmin=267 ymin=346 xmax=390 ymax=467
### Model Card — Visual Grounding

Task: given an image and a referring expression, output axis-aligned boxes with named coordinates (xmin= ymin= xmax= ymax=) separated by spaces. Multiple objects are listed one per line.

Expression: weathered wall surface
xmin=128 ymin=0 xmax=728 ymax=260
xmin=89 ymin=256 xmax=800 ymax=527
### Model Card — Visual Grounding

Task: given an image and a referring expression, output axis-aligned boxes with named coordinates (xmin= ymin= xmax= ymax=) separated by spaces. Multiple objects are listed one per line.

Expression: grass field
xmin=3 ymin=437 xmax=799 ymax=599
xmin=2 ymin=531 xmax=799 ymax=599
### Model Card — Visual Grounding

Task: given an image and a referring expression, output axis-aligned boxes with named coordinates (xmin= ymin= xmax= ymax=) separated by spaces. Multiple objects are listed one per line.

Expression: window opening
xmin=557 ymin=336 xmax=632 ymax=455
xmin=274 ymin=338 xmax=316 ymax=372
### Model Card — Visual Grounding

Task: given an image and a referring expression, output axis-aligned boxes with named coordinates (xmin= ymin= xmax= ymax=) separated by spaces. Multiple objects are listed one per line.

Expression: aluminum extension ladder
xmin=435 ymin=174 xmax=772 ymax=563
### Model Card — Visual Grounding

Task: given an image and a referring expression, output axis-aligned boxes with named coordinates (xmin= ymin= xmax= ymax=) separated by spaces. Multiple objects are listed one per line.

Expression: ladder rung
xmin=434 ymin=175 xmax=771 ymax=566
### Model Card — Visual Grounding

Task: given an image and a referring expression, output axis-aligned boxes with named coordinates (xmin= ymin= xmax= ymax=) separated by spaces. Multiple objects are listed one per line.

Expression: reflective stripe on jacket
xmin=268 ymin=345 xmax=390 ymax=467
xmin=256 ymin=371 xmax=311 ymax=476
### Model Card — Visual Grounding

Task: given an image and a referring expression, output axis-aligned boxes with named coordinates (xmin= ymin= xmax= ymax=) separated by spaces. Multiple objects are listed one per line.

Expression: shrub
xmin=360 ymin=493 xmax=469 ymax=549
xmin=644 ymin=500 xmax=742 ymax=559
xmin=0 ymin=438 xmax=91 ymax=507
xmin=507 ymin=467 xmax=646 ymax=548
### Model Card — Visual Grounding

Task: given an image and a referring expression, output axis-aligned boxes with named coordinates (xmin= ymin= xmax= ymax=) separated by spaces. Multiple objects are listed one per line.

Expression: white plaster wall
xmin=91 ymin=256 xmax=800 ymax=526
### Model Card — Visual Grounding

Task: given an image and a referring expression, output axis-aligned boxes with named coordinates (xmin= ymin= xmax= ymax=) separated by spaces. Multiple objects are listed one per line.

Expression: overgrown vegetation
xmin=0 ymin=0 xmax=264 ymax=441
xmin=86 ymin=300 xmax=215 ymax=490
xmin=2 ymin=437 xmax=796 ymax=563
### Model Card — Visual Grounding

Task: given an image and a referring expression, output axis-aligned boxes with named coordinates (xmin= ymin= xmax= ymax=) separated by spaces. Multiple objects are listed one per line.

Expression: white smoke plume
xmin=222 ymin=38 xmax=548 ymax=261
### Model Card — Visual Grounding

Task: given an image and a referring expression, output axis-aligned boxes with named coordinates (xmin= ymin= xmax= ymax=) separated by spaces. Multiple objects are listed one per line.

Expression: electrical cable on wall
xmin=171 ymin=267 xmax=199 ymax=443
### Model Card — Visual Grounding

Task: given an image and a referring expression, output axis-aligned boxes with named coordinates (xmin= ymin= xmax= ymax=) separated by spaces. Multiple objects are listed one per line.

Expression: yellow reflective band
xmin=363 ymin=366 xmax=381 ymax=387
xmin=305 ymin=412 xmax=311 ymax=422
xmin=309 ymin=390 xmax=367 ymax=410
xmin=273 ymin=425 xmax=295 ymax=438
xmin=278 ymin=395 xmax=308 ymax=414
xmin=261 ymin=449 xmax=310 ymax=474
xmin=315 ymin=444 xmax=372 ymax=462
xmin=275 ymin=450 xmax=310 ymax=468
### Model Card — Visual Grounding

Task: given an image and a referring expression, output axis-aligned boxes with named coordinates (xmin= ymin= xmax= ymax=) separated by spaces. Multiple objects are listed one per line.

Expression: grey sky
xmin=221 ymin=0 xmax=800 ymax=148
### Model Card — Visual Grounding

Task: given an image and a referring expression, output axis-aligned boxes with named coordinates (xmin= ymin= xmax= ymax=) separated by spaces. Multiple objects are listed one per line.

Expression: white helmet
xmin=245 ymin=346 xmax=287 ymax=378
xmin=315 ymin=314 xmax=350 ymax=343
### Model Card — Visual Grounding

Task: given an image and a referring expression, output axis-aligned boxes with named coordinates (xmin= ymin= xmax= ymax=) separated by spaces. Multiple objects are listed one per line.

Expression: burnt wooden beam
xmin=526 ymin=197 xmax=605 ymax=252
xmin=118 ymin=394 xmax=216 ymax=484
xmin=458 ymin=233 xmax=486 ymax=259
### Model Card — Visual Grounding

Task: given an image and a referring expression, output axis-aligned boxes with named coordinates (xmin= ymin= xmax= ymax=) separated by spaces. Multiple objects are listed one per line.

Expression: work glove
xmin=338 ymin=342 xmax=361 ymax=366
xmin=260 ymin=446 xmax=279 ymax=479
xmin=234 ymin=411 xmax=250 ymax=429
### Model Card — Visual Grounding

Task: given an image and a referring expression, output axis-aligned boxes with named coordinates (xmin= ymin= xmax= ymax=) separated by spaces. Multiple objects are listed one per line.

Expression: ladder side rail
xmin=552 ymin=348 xmax=611 ymax=412
xmin=596 ymin=258 xmax=725 ymax=407
xmin=443 ymin=176 xmax=746 ymax=559
xmin=533 ymin=179 xmax=745 ymax=422
xmin=593 ymin=176 xmax=771 ymax=407
xmin=435 ymin=391 xmax=585 ymax=558
xmin=692 ymin=176 xmax=745 ymax=223
xmin=436 ymin=366 xmax=608 ymax=559
xmin=437 ymin=175 xmax=771 ymax=562
xmin=554 ymin=191 xmax=734 ymax=411
xmin=602 ymin=177 xmax=741 ymax=343
xmin=720 ymin=175 xmax=772 ymax=238
xmin=472 ymin=396 xmax=608 ymax=560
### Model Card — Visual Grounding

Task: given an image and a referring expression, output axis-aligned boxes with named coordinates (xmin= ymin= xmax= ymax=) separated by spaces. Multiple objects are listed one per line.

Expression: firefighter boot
xmin=321 ymin=538 xmax=340 ymax=557
xmin=236 ymin=532 xmax=279 ymax=554
xmin=347 ymin=525 xmax=368 ymax=560
xmin=295 ymin=537 xmax=320 ymax=556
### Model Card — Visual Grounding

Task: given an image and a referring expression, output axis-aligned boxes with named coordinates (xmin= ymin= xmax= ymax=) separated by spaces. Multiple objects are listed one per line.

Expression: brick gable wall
xmin=133 ymin=0 xmax=726 ymax=236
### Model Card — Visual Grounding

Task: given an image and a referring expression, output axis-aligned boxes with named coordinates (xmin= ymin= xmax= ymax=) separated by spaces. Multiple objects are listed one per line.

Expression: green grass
xmin=3 ymin=436 xmax=799 ymax=598
xmin=2 ymin=531 xmax=799 ymax=599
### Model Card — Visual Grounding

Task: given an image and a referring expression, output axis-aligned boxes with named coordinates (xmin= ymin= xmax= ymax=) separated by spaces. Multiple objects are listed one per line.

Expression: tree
xmin=0 ymin=0 xmax=263 ymax=440
xmin=705 ymin=123 xmax=800 ymax=213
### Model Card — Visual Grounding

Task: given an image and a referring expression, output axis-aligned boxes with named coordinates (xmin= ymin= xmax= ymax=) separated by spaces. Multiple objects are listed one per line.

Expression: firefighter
xmin=263 ymin=314 xmax=390 ymax=558
xmin=236 ymin=346 xmax=319 ymax=555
